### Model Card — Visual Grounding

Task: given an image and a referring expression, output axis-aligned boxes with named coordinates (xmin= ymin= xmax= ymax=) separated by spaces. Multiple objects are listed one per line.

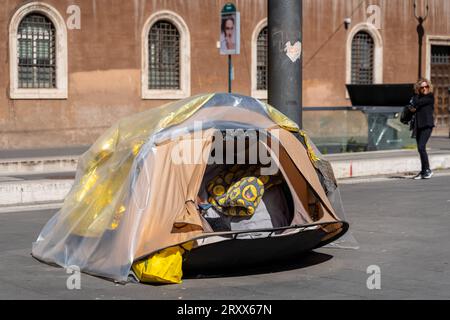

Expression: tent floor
xmin=183 ymin=228 xmax=328 ymax=275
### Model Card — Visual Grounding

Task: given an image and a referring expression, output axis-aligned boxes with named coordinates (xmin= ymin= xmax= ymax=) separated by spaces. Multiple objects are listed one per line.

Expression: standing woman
xmin=411 ymin=78 xmax=435 ymax=179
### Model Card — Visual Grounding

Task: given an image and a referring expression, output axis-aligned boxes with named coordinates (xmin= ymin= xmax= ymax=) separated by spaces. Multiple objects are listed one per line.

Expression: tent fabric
xmin=32 ymin=93 xmax=351 ymax=283
xmin=274 ymin=129 xmax=336 ymax=217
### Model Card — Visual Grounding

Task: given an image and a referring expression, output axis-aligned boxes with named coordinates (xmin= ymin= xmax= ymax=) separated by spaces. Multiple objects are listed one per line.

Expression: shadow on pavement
xmin=388 ymin=175 xmax=414 ymax=179
xmin=183 ymin=251 xmax=333 ymax=279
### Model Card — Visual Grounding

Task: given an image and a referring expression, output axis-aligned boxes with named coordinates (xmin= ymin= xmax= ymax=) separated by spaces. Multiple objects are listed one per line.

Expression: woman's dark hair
xmin=221 ymin=16 xmax=235 ymax=34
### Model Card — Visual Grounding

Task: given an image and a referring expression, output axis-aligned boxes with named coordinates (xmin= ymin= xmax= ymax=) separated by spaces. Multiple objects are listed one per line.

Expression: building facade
xmin=0 ymin=0 xmax=449 ymax=149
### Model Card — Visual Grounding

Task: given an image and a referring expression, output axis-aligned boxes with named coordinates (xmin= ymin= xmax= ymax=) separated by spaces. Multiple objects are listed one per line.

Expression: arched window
xmin=9 ymin=2 xmax=68 ymax=99
xmin=142 ymin=11 xmax=190 ymax=99
xmin=256 ymin=26 xmax=268 ymax=91
xmin=351 ymin=31 xmax=375 ymax=84
xmin=18 ymin=13 xmax=56 ymax=89
xmin=251 ymin=19 xmax=268 ymax=99
xmin=346 ymin=23 xmax=383 ymax=90
xmin=148 ymin=20 xmax=180 ymax=90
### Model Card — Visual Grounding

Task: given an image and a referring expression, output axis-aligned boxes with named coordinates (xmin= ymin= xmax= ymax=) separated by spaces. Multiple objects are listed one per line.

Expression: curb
xmin=1 ymin=153 xmax=450 ymax=211
xmin=329 ymin=153 xmax=450 ymax=179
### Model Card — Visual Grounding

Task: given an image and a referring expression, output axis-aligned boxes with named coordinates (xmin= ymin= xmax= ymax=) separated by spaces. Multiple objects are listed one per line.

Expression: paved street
xmin=0 ymin=174 xmax=449 ymax=300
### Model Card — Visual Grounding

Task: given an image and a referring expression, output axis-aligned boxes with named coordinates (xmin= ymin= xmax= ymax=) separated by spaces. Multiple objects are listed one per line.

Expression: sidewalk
xmin=326 ymin=136 xmax=450 ymax=179
xmin=0 ymin=137 xmax=449 ymax=211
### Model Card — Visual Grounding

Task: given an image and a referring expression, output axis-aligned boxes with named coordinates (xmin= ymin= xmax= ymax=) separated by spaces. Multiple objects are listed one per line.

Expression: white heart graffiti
xmin=284 ymin=41 xmax=302 ymax=63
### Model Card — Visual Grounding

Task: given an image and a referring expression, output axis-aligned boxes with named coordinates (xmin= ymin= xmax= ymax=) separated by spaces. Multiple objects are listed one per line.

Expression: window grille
xmin=351 ymin=31 xmax=374 ymax=84
xmin=17 ymin=13 xmax=56 ymax=89
xmin=257 ymin=27 xmax=268 ymax=90
xmin=431 ymin=46 xmax=450 ymax=65
xmin=148 ymin=20 xmax=180 ymax=90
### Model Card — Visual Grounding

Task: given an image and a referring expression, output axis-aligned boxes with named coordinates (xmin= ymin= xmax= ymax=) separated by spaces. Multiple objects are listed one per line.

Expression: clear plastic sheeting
xmin=32 ymin=93 xmax=354 ymax=283
xmin=322 ymin=187 xmax=359 ymax=249
xmin=32 ymin=94 xmax=217 ymax=282
xmin=298 ymin=133 xmax=359 ymax=249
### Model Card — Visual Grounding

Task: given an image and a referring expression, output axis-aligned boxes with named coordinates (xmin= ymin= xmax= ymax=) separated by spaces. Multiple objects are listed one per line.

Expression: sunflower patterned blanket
xmin=207 ymin=165 xmax=283 ymax=217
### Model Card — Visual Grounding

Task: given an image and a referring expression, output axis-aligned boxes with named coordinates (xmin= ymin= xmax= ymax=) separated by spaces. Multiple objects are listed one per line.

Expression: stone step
xmin=0 ymin=156 xmax=79 ymax=177
xmin=0 ymin=179 xmax=73 ymax=209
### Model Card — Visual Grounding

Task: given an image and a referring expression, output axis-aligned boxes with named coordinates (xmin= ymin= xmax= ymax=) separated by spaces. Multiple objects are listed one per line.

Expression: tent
xmin=32 ymin=93 xmax=351 ymax=283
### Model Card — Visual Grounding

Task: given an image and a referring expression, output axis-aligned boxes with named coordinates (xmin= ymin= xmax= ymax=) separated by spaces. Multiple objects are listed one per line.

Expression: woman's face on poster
xmin=224 ymin=19 xmax=234 ymax=39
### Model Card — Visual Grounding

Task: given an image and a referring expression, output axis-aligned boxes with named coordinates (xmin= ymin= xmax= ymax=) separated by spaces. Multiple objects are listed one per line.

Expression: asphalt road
xmin=0 ymin=145 xmax=90 ymax=159
xmin=0 ymin=174 xmax=449 ymax=300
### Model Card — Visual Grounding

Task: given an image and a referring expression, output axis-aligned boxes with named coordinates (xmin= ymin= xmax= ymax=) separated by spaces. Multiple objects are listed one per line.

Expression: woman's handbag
xmin=400 ymin=105 xmax=414 ymax=125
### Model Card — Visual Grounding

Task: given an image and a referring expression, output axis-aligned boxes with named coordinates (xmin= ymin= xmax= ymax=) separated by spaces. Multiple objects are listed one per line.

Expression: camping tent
xmin=32 ymin=93 xmax=351 ymax=283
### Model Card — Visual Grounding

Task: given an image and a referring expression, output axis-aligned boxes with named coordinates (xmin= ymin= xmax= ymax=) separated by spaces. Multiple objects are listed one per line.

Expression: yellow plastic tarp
xmin=132 ymin=242 xmax=194 ymax=284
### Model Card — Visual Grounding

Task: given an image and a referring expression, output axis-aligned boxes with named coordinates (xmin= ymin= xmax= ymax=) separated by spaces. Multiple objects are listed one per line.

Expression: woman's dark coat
xmin=411 ymin=94 xmax=435 ymax=129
